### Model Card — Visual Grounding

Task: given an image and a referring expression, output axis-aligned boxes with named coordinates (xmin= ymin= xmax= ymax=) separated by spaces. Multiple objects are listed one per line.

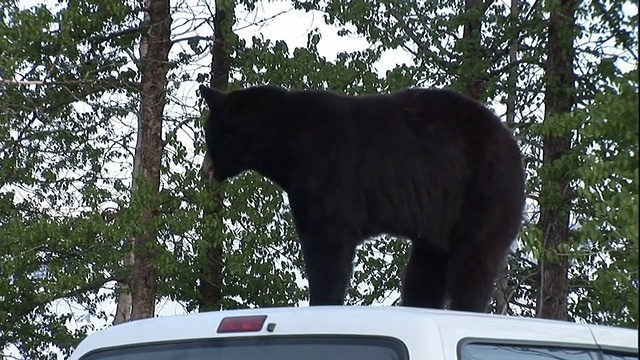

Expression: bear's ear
xmin=199 ymin=85 xmax=225 ymax=109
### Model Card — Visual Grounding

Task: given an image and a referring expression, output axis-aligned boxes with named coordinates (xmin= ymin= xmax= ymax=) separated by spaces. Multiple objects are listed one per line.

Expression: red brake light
xmin=217 ymin=315 xmax=268 ymax=333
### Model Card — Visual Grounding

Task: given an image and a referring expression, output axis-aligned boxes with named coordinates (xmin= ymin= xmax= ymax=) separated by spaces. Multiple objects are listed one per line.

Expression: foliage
xmin=1 ymin=0 xmax=141 ymax=357
xmin=1 ymin=0 xmax=638 ymax=357
xmin=568 ymin=69 xmax=639 ymax=327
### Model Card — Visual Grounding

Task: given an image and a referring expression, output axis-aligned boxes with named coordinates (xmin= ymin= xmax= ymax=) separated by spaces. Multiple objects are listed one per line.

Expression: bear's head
xmin=198 ymin=85 xmax=292 ymax=187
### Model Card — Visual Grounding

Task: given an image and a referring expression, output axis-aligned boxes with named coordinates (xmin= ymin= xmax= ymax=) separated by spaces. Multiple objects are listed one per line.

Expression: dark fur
xmin=199 ymin=85 xmax=525 ymax=312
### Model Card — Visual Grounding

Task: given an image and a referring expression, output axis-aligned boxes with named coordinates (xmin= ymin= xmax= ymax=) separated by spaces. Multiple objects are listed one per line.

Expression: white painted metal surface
xmin=68 ymin=306 xmax=638 ymax=360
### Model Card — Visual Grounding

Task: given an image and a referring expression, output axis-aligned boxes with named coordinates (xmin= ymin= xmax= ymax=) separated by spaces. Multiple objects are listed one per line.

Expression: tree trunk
xmin=506 ymin=0 xmax=519 ymax=128
xmin=459 ymin=0 xmax=488 ymax=101
xmin=491 ymin=0 xmax=520 ymax=317
xmin=536 ymin=0 xmax=577 ymax=321
xmin=493 ymin=256 xmax=511 ymax=314
xmin=113 ymin=2 xmax=153 ymax=326
xmin=128 ymin=0 xmax=172 ymax=321
xmin=457 ymin=0 xmax=497 ymax=313
xmin=197 ymin=2 xmax=234 ymax=312
xmin=113 ymin=249 xmax=133 ymax=324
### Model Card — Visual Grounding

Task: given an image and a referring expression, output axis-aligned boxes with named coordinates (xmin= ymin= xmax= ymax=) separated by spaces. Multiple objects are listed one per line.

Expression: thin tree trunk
xmin=459 ymin=0 xmax=489 ymax=101
xmin=197 ymin=3 xmax=234 ymax=312
xmin=127 ymin=0 xmax=172 ymax=321
xmin=494 ymin=256 xmax=511 ymax=314
xmin=113 ymin=249 xmax=134 ymax=324
xmin=211 ymin=8 xmax=232 ymax=91
xmin=506 ymin=0 xmax=519 ymax=128
xmin=457 ymin=0 xmax=496 ymax=313
xmin=492 ymin=0 xmax=520 ymax=316
xmin=113 ymin=3 xmax=153 ymax=326
xmin=536 ymin=0 xmax=577 ymax=321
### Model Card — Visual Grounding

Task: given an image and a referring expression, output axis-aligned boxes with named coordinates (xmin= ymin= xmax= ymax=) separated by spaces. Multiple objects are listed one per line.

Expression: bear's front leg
xmin=298 ymin=229 xmax=358 ymax=306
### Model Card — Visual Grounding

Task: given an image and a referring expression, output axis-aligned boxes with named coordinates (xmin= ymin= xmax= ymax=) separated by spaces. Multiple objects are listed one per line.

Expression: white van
xmin=68 ymin=306 xmax=638 ymax=360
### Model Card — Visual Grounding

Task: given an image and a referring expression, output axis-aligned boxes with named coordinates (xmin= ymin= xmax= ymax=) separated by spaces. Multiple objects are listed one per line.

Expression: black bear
xmin=199 ymin=84 xmax=525 ymax=312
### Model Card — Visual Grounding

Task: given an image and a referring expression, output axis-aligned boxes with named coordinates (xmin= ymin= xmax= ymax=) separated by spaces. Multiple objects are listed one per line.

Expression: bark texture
xmin=129 ymin=0 xmax=172 ymax=321
xmin=536 ymin=0 xmax=578 ymax=321
xmin=460 ymin=0 xmax=489 ymax=101
xmin=492 ymin=0 xmax=521 ymax=316
xmin=198 ymin=4 xmax=233 ymax=312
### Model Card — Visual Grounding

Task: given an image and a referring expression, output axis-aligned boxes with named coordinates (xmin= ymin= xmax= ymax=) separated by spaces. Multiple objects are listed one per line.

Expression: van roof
xmin=70 ymin=306 xmax=638 ymax=359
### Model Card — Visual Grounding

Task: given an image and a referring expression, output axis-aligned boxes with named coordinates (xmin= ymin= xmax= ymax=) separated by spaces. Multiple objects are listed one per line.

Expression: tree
xmin=1 ymin=0 xmax=142 ymax=356
xmin=567 ymin=69 xmax=638 ymax=327
xmin=129 ymin=0 xmax=173 ymax=320
xmin=196 ymin=0 xmax=232 ymax=312
xmin=535 ymin=0 xmax=579 ymax=321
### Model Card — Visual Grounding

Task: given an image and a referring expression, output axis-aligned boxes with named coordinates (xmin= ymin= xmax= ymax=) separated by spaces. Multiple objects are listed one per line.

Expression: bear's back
xmin=284 ymin=87 xmax=510 ymax=160
xmin=286 ymin=87 xmax=504 ymax=131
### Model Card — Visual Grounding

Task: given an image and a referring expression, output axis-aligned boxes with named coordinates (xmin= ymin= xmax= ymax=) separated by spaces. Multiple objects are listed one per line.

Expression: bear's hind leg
xmin=446 ymin=236 xmax=511 ymax=313
xmin=400 ymin=243 xmax=449 ymax=309
xmin=446 ymin=146 xmax=524 ymax=312
xmin=299 ymin=230 xmax=357 ymax=306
